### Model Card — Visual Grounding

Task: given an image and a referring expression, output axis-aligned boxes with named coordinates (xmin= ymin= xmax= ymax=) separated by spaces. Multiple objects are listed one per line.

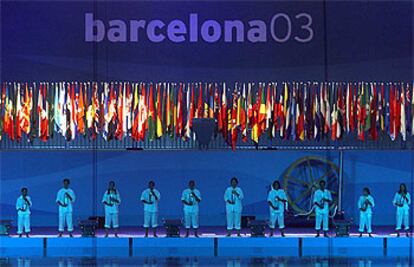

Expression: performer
xmin=140 ymin=180 xmax=160 ymax=237
xmin=393 ymin=183 xmax=411 ymax=237
xmin=224 ymin=177 xmax=244 ymax=237
xmin=313 ymin=180 xmax=332 ymax=237
xmin=16 ymin=187 xmax=32 ymax=238
xmin=102 ymin=181 xmax=121 ymax=237
xmin=267 ymin=180 xmax=288 ymax=237
xmin=56 ymin=178 xmax=76 ymax=237
xmin=358 ymin=187 xmax=375 ymax=237
xmin=181 ymin=180 xmax=202 ymax=237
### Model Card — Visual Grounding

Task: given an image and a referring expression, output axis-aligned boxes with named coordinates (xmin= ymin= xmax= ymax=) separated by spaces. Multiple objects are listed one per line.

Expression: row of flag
xmin=1 ymin=81 xmax=413 ymax=149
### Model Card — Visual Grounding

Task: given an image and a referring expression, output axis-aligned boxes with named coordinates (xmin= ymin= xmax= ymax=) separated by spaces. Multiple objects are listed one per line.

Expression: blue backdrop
xmin=0 ymin=150 xmax=413 ymax=227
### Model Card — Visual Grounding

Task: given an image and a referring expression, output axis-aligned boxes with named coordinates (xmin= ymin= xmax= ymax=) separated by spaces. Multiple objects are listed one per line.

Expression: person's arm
xmin=102 ymin=193 xmax=112 ymax=206
xmin=141 ymin=191 xmax=152 ymax=204
xmin=16 ymin=198 xmax=22 ymax=211
xmin=406 ymin=193 xmax=411 ymax=205
xmin=115 ymin=192 xmax=121 ymax=204
xmin=56 ymin=191 xmax=66 ymax=207
xmin=238 ymin=189 xmax=244 ymax=200
xmin=181 ymin=191 xmax=190 ymax=205
xmin=192 ymin=191 xmax=201 ymax=203
xmin=224 ymin=189 xmax=234 ymax=204
xmin=267 ymin=192 xmax=276 ymax=209
xmin=313 ymin=192 xmax=322 ymax=208
xmin=393 ymin=193 xmax=402 ymax=207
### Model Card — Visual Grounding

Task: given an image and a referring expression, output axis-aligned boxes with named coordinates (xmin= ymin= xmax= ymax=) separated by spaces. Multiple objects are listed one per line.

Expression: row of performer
xmin=15 ymin=178 xmax=411 ymax=238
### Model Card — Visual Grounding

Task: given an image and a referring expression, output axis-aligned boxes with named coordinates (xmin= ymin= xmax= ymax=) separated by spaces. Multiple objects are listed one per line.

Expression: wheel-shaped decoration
xmin=282 ymin=156 xmax=339 ymax=215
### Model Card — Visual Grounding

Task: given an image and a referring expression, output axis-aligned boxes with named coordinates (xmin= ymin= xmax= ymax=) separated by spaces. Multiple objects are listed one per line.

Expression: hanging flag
xmin=357 ymin=83 xmax=366 ymax=141
xmin=196 ymin=83 xmax=203 ymax=118
xmin=258 ymin=83 xmax=266 ymax=138
xmin=400 ymin=83 xmax=406 ymax=141
xmin=369 ymin=83 xmax=378 ymax=140
xmin=265 ymin=83 xmax=273 ymax=136
xmin=221 ymin=83 xmax=228 ymax=141
xmin=147 ymin=83 xmax=156 ymax=140
xmin=231 ymin=87 xmax=239 ymax=150
xmin=114 ymin=83 xmax=124 ymax=140
xmin=137 ymin=83 xmax=148 ymax=141
xmin=20 ymin=83 xmax=32 ymax=135
xmin=15 ymin=83 xmax=22 ymax=141
xmin=77 ymin=82 xmax=86 ymax=136
xmin=185 ymin=83 xmax=194 ymax=140
xmin=156 ymin=83 xmax=163 ymax=138
xmin=240 ymin=83 xmax=248 ymax=142
xmin=297 ymin=83 xmax=305 ymax=141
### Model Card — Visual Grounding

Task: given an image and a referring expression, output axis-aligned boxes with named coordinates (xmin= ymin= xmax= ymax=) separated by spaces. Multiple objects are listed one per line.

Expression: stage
xmin=1 ymin=227 xmax=413 ymax=258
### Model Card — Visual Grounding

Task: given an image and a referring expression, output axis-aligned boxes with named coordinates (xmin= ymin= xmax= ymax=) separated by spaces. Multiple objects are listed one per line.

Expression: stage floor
xmin=1 ymin=227 xmax=413 ymax=259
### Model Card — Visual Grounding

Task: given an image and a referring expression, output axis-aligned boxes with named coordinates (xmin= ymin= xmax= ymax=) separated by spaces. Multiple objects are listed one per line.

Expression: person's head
xmin=109 ymin=181 xmax=116 ymax=190
xmin=230 ymin=177 xmax=238 ymax=188
xmin=21 ymin=187 xmax=28 ymax=196
xmin=149 ymin=180 xmax=155 ymax=189
xmin=63 ymin=178 xmax=70 ymax=189
xmin=272 ymin=180 xmax=281 ymax=190
xmin=399 ymin=183 xmax=407 ymax=194
xmin=188 ymin=180 xmax=195 ymax=190
xmin=363 ymin=187 xmax=370 ymax=196
xmin=319 ymin=180 xmax=326 ymax=190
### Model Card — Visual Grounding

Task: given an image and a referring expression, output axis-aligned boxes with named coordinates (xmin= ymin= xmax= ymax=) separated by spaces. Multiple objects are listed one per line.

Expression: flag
xmin=15 ymin=83 xmax=22 ymax=141
xmin=369 ymin=83 xmax=378 ymax=140
xmin=137 ymin=83 xmax=148 ymax=141
xmin=147 ymin=83 xmax=156 ymax=140
xmin=124 ymin=82 xmax=133 ymax=135
xmin=21 ymin=83 xmax=32 ymax=135
xmin=115 ymin=83 xmax=124 ymax=140
xmin=221 ymin=83 xmax=228 ymax=141
xmin=196 ymin=83 xmax=203 ymax=118
xmin=240 ymin=83 xmax=248 ymax=142
xmin=265 ymin=83 xmax=273 ymax=135
xmin=357 ymin=83 xmax=366 ymax=141
xmin=231 ymin=88 xmax=239 ymax=150
xmin=297 ymin=84 xmax=305 ymax=141
xmin=258 ymin=83 xmax=266 ymax=137
xmin=156 ymin=83 xmax=163 ymax=138
xmin=77 ymin=82 xmax=86 ymax=135
xmin=400 ymin=83 xmax=406 ymax=141
xmin=175 ymin=83 xmax=183 ymax=137
xmin=185 ymin=83 xmax=194 ymax=139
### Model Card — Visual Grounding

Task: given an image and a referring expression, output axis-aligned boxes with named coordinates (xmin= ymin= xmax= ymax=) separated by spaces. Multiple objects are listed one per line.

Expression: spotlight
xmin=248 ymin=220 xmax=267 ymax=237
xmin=79 ymin=219 xmax=98 ymax=237
xmin=0 ymin=220 xmax=12 ymax=236
xmin=163 ymin=219 xmax=182 ymax=237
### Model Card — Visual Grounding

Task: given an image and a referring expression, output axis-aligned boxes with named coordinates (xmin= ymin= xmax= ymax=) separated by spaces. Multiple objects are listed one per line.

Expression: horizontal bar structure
xmin=1 ymin=81 xmax=414 ymax=150
xmin=1 ymin=237 xmax=413 ymax=257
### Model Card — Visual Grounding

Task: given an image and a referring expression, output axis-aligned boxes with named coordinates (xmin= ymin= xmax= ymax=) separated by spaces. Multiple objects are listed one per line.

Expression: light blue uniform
xmin=313 ymin=189 xmax=332 ymax=231
xmin=358 ymin=195 xmax=375 ymax=233
xmin=181 ymin=188 xmax=201 ymax=229
xmin=56 ymin=188 xmax=76 ymax=232
xmin=224 ymin=186 xmax=244 ymax=230
xmin=16 ymin=195 xmax=32 ymax=234
xmin=141 ymin=189 xmax=161 ymax=228
xmin=393 ymin=192 xmax=411 ymax=231
xmin=102 ymin=190 xmax=121 ymax=228
xmin=267 ymin=189 xmax=288 ymax=229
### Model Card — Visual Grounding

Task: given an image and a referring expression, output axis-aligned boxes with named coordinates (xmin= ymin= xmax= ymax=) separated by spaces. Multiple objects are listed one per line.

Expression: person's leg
xmin=152 ymin=212 xmax=158 ymax=237
xmin=322 ymin=213 xmax=329 ymax=237
xmin=104 ymin=212 xmax=111 ymax=237
xmin=58 ymin=211 xmax=64 ymax=237
xmin=24 ymin=214 xmax=31 ymax=237
xmin=144 ymin=211 xmax=150 ymax=237
xmin=192 ymin=212 xmax=199 ymax=237
xmin=113 ymin=213 xmax=119 ymax=237
xmin=396 ymin=209 xmax=402 ymax=237
xmin=235 ymin=212 xmax=241 ymax=236
xmin=17 ymin=214 xmax=23 ymax=237
xmin=315 ymin=213 xmax=322 ymax=237
xmin=366 ymin=213 xmax=372 ymax=236
xmin=269 ymin=211 xmax=276 ymax=237
xmin=359 ymin=212 xmax=366 ymax=237
xmin=184 ymin=212 xmax=191 ymax=237
xmin=278 ymin=212 xmax=285 ymax=237
xmin=67 ymin=212 xmax=74 ymax=237
xmin=403 ymin=210 xmax=409 ymax=236
xmin=226 ymin=211 xmax=233 ymax=236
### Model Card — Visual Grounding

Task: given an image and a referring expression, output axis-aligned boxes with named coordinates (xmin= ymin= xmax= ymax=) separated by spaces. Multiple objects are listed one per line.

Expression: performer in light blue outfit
xmin=56 ymin=178 xmax=76 ymax=237
xmin=224 ymin=177 xmax=244 ymax=237
xmin=181 ymin=180 xmax=202 ymax=237
xmin=140 ymin=180 xmax=161 ymax=237
xmin=358 ymin=187 xmax=375 ymax=237
xmin=313 ymin=180 xmax=332 ymax=237
xmin=16 ymin=187 xmax=32 ymax=238
xmin=393 ymin=183 xmax=411 ymax=237
xmin=102 ymin=180 xmax=121 ymax=237
xmin=267 ymin=180 xmax=288 ymax=237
